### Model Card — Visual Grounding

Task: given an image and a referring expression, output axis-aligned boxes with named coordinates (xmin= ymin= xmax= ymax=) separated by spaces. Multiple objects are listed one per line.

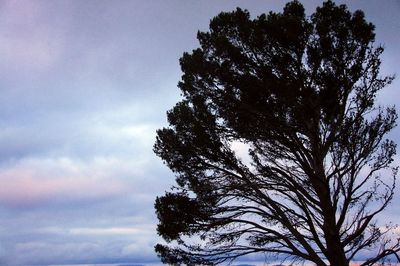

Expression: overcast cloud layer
xmin=0 ymin=1 xmax=399 ymax=265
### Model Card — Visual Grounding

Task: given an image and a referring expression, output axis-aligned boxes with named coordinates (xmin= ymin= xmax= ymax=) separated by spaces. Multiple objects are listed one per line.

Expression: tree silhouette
xmin=154 ymin=1 xmax=399 ymax=265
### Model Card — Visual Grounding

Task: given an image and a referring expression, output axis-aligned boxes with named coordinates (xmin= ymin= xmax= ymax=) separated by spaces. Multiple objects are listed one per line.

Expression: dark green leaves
xmin=155 ymin=192 xmax=205 ymax=242
xmin=154 ymin=1 xmax=398 ymax=264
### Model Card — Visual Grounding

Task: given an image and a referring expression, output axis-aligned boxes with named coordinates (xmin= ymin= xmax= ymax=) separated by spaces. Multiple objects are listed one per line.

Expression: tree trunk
xmin=313 ymin=167 xmax=349 ymax=266
xmin=323 ymin=206 xmax=348 ymax=266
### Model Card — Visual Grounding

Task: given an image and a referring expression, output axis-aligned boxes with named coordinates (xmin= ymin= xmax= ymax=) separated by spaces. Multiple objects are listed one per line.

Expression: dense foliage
xmin=154 ymin=1 xmax=399 ymax=265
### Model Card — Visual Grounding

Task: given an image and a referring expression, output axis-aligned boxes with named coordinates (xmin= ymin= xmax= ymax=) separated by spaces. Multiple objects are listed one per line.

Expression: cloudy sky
xmin=0 ymin=1 xmax=399 ymax=265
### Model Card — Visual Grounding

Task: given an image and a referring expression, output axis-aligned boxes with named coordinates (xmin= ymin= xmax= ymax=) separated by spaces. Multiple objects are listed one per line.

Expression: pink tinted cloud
xmin=0 ymin=157 xmax=128 ymax=208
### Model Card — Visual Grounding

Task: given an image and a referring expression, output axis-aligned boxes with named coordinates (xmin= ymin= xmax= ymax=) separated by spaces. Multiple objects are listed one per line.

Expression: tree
xmin=153 ymin=1 xmax=400 ymax=265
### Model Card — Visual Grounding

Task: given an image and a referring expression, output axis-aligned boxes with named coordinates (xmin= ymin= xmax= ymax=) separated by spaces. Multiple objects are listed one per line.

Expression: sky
xmin=0 ymin=0 xmax=399 ymax=265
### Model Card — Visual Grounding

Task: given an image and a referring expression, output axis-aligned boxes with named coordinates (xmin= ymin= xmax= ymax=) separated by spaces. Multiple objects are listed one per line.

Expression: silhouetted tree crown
xmin=154 ymin=1 xmax=399 ymax=265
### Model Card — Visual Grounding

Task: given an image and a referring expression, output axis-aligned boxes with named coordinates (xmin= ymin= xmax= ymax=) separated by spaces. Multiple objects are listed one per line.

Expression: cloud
xmin=34 ymin=224 xmax=154 ymax=237
xmin=0 ymin=101 xmax=163 ymax=160
xmin=11 ymin=241 xmax=102 ymax=265
xmin=0 ymin=156 xmax=149 ymax=209
xmin=69 ymin=227 xmax=147 ymax=236
xmin=13 ymin=241 xmax=153 ymax=265
xmin=4 ymin=223 xmax=159 ymax=265
xmin=121 ymin=242 xmax=154 ymax=257
xmin=0 ymin=0 xmax=68 ymax=72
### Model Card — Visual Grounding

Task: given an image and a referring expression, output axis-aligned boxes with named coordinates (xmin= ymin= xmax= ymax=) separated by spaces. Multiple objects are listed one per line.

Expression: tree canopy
xmin=154 ymin=1 xmax=399 ymax=265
